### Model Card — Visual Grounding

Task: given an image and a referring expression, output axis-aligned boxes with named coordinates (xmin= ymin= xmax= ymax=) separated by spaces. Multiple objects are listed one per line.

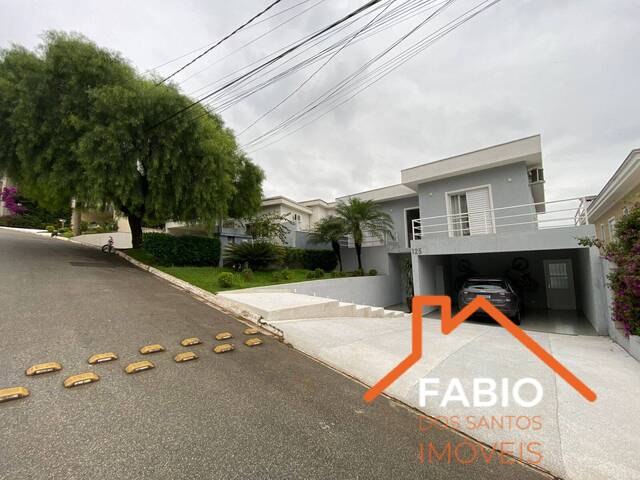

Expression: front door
xmin=543 ymin=259 xmax=576 ymax=310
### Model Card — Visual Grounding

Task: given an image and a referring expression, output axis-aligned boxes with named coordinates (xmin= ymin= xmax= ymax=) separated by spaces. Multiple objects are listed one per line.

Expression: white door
xmin=466 ymin=187 xmax=494 ymax=235
xmin=543 ymin=259 xmax=576 ymax=310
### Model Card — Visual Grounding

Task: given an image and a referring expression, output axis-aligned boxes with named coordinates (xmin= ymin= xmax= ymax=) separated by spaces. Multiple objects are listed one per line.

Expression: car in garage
xmin=458 ymin=277 xmax=521 ymax=324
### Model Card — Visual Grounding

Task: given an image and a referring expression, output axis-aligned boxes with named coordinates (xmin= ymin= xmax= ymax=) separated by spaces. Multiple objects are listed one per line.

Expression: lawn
xmin=123 ymin=248 xmax=327 ymax=293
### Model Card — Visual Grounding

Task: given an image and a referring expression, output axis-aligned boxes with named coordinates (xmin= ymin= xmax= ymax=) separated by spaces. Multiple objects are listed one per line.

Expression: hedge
xmin=302 ymin=249 xmax=337 ymax=272
xmin=142 ymin=233 xmax=220 ymax=266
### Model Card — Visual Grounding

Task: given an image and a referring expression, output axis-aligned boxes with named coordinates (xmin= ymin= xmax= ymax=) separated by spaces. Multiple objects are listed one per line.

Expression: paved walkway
xmin=221 ymin=291 xmax=640 ymax=480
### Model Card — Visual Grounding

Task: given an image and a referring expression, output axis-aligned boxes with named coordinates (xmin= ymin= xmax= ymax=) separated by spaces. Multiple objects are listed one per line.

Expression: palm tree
xmin=336 ymin=198 xmax=394 ymax=270
xmin=308 ymin=216 xmax=346 ymax=271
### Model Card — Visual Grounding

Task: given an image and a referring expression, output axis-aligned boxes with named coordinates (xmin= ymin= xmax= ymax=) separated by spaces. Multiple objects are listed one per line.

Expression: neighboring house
xmin=337 ymin=135 xmax=609 ymax=335
xmin=587 ymin=149 xmax=640 ymax=243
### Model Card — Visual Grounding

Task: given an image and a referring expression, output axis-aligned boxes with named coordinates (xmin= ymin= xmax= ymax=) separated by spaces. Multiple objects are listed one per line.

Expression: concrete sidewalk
xmin=220 ymin=292 xmax=640 ymax=480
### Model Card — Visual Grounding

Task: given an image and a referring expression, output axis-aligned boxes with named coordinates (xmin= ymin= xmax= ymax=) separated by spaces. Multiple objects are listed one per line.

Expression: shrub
xmin=306 ymin=268 xmax=325 ymax=280
xmin=218 ymin=272 xmax=235 ymax=288
xmin=351 ymin=268 xmax=364 ymax=277
xmin=142 ymin=233 xmax=220 ymax=266
xmin=302 ymin=249 xmax=337 ymax=271
xmin=331 ymin=271 xmax=346 ymax=278
xmin=272 ymin=268 xmax=292 ymax=282
xmin=241 ymin=267 xmax=254 ymax=282
xmin=224 ymin=241 xmax=282 ymax=270
xmin=306 ymin=271 xmax=318 ymax=280
xmin=46 ymin=225 xmax=55 ymax=233
xmin=283 ymin=247 xmax=305 ymax=268
xmin=368 ymin=269 xmax=378 ymax=276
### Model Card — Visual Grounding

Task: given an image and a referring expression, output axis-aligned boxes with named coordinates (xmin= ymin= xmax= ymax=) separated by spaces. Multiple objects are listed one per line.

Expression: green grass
xmin=123 ymin=248 xmax=327 ymax=293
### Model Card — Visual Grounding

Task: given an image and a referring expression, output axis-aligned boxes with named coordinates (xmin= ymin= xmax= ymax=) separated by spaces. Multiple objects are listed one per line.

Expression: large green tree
xmin=336 ymin=198 xmax=394 ymax=270
xmin=0 ymin=32 xmax=263 ymax=248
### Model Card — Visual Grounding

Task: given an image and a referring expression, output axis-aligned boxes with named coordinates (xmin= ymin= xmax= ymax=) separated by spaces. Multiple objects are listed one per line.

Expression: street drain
xmin=88 ymin=352 xmax=118 ymax=365
xmin=174 ymin=352 xmax=198 ymax=363
xmin=0 ymin=387 xmax=30 ymax=403
xmin=26 ymin=362 xmax=62 ymax=376
xmin=64 ymin=372 xmax=100 ymax=388
xmin=180 ymin=337 xmax=202 ymax=347
xmin=213 ymin=344 xmax=235 ymax=354
xmin=125 ymin=360 xmax=155 ymax=374
xmin=215 ymin=332 xmax=233 ymax=341
xmin=139 ymin=344 xmax=165 ymax=355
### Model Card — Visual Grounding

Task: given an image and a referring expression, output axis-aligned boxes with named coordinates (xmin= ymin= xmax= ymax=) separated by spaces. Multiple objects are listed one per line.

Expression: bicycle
xmin=101 ymin=236 xmax=115 ymax=254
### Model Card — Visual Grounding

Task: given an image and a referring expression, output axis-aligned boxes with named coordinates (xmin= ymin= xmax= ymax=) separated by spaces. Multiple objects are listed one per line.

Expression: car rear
xmin=458 ymin=278 xmax=519 ymax=320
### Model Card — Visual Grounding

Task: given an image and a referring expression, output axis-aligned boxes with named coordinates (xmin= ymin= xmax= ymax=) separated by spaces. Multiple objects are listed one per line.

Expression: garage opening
xmin=418 ymin=249 xmax=599 ymax=335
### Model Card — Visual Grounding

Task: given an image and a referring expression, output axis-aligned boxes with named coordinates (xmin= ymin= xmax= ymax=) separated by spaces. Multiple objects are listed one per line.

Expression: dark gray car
xmin=458 ymin=277 xmax=521 ymax=324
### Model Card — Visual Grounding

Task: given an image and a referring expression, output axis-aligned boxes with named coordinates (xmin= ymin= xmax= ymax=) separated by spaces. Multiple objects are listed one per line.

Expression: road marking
xmin=88 ymin=352 xmax=118 ymax=365
xmin=125 ymin=360 xmax=155 ymax=374
xmin=180 ymin=337 xmax=202 ymax=347
xmin=243 ymin=328 xmax=259 ymax=335
xmin=139 ymin=344 xmax=165 ymax=355
xmin=0 ymin=387 xmax=30 ymax=403
xmin=244 ymin=338 xmax=263 ymax=347
xmin=25 ymin=362 xmax=62 ymax=376
xmin=174 ymin=351 xmax=198 ymax=363
xmin=63 ymin=372 xmax=100 ymax=388
xmin=215 ymin=332 xmax=233 ymax=340
xmin=213 ymin=344 xmax=235 ymax=354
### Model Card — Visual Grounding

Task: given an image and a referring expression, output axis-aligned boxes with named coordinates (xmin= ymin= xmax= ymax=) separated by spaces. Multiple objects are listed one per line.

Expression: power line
xmin=150 ymin=0 xmax=387 ymax=130
xmin=155 ymin=0 xmax=285 ymax=86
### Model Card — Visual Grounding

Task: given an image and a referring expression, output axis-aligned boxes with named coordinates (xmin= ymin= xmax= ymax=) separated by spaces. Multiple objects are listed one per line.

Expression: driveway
xmin=0 ymin=228 xmax=546 ymax=480
xmin=221 ymin=291 xmax=640 ymax=480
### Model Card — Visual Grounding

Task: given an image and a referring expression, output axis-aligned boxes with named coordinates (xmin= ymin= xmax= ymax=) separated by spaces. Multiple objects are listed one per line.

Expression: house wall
xmin=591 ymin=187 xmax=640 ymax=242
xmin=342 ymin=246 xmax=391 ymax=274
xmin=416 ymin=162 xmax=537 ymax=238
xmin=374 ymin=195 xmax=419 ymax=250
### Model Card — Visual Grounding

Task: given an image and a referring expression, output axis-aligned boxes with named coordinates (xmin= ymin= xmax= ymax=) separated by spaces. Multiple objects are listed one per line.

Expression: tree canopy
xmin=0 ymin=32 xmax=264 ymax=247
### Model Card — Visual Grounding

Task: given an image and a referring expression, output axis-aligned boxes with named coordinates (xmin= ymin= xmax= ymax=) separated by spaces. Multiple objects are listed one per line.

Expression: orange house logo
xmin=363 ymin=296 xmax=597 ymax=403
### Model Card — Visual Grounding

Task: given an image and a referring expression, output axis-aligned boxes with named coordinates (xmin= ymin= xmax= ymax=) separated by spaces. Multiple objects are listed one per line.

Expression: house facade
xmin=338 ymin=135 xmax=609 ymax=335
xmin=587 ymin=149 xmax=640 ymax=243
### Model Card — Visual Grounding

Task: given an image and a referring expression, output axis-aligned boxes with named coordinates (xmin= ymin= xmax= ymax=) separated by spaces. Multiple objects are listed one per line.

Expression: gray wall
xmin=374 ymin=195 xmax=419 ymax=250
xmin=416 ymin=162 xmax=536 ymax=237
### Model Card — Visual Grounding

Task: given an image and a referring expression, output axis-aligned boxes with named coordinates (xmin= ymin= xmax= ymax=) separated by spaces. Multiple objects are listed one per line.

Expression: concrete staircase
xmin=217 ymin=291 xmax=408 ymax=323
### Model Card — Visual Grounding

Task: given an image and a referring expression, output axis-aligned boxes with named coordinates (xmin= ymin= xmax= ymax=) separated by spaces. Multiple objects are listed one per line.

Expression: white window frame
xmin=444 ymin=184 xmax=495 ymax=237
xmin=404 ymin=207 xmax=420 ymax=248
xmin=608 ymin=216 xmax=616 ymax=240
xmin=600 ymin=223 xmax=606 ymax=242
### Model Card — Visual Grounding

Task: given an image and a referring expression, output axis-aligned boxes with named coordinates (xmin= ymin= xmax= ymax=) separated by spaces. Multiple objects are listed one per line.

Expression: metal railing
xmin=412 ymin=197 xmax=590 ymax=240
xmin=339 ymin=230 xmax=398 ymax=248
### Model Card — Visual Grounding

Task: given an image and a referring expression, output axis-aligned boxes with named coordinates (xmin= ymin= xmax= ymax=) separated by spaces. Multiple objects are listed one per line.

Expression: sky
xmin=1 ymin=0 xmax=638 ymax=203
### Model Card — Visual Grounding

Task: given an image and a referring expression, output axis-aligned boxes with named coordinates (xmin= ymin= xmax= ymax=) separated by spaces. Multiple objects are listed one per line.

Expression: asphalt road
xmin=0 ymin=229 xmax=549 ymax=480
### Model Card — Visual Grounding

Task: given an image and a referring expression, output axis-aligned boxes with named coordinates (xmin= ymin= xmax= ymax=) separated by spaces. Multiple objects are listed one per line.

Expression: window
xmin=623 ymin=207 xmax=629 ymax=217
xmin=528 ymin=168 xmax=545 ymax=184
xmin=601 ymin=224 xmax=606 ymax=241
xmin=449 ymin=193 xmax=470 ymax=237
xmin=608 ymin=217 xmax=616 ymax=240
xmin=404 ymin=208 xmax=420 ymax=247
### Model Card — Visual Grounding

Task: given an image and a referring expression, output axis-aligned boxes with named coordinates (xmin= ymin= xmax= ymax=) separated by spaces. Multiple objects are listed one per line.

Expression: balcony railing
xmin=412 ymin=197 xmax=590 ymax=241
xmin=339 ymin=230 xmax=398 ymax=248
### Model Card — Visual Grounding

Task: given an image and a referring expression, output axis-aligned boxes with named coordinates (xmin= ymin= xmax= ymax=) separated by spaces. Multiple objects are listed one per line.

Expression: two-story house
xmin=339 ymin=135 xmax=608 ymax=335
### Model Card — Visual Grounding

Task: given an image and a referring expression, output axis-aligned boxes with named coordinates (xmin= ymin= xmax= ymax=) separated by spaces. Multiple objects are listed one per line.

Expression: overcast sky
xmin=1 ymin=0 xmax=638 ymax=203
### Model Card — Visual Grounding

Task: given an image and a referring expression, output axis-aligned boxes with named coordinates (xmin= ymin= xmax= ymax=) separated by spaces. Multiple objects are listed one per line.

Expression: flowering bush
xmin=581 ymin=203 xmax=640 ymax=335
xmin=1 ymin=186 xmax=26 ymax=215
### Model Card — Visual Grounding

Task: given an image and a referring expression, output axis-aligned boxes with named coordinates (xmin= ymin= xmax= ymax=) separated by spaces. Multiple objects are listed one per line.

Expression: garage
xmin=414 ymin=247 xmax=604 ymax=335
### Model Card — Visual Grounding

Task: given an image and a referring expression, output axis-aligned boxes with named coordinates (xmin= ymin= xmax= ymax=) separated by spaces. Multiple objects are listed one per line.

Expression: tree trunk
xmin=355 ymin=242 xmax=363 ymax=270
xmin=331 ymin=240 xmax=343 ymax=272
xmin=128 ymin=214 xmax=143 ymax=249
xmin=71 ymin=202 xmax=82 ymax=237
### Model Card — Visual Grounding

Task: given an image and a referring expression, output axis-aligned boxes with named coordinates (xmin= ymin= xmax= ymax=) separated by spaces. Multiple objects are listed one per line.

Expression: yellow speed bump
xmin=88 ymin=352 xmax=118 ymax=365
xmin=25 ymin=362 xmax=62 ymax=376
xmin=215 ymin=332 xmax=233 ymax=341
xmin=244 ymin=338 xmax=263 ymax=347
xmin=63 ymin=372 xmax=100 ymax=388
xmin=139 ymin=344 xmax=165 ymax=355
xmin=174 ymin=351 xmax=198 ymax=363
xmin=243 ymin=328 xmax=259 ymax=335
xmin=180 ymin=337 xmax=202 ymax=347
xmin=0 ymin=387 xmax=30 ymax=403
xmin=213 ymin=343 xmax=235 ymax=354
xmin=125 ymin=360 xmax=155 ymax=374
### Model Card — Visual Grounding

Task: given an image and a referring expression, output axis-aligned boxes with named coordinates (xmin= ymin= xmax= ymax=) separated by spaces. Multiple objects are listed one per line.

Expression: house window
xmin=608 ymin=217 xmax=616 ymax=239
xmin=405 ymin=208 xmax=420 ymax=247
xmin=600 ymin=224 xmax=606 ymax=241
xmin=449 ymin=193 xmax=470 ymax=237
